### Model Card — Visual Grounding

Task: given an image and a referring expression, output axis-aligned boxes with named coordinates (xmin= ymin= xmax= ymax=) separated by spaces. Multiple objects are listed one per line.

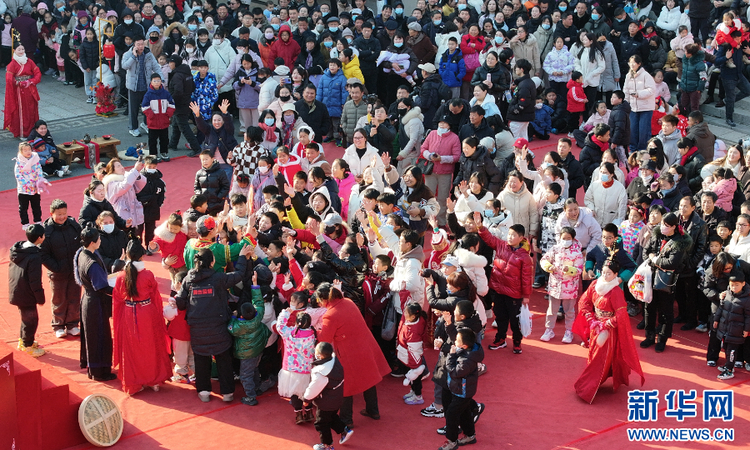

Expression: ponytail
xmin=124 ymin=239 xmax=145 ymax=299
xmin=192 ymin=249 xmax=214 ymax=273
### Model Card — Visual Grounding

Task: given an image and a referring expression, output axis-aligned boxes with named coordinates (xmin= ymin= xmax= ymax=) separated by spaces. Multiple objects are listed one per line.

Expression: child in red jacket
xmin=566 ymin=71 xmax=587 ymax=134
xmin=141 ymin=73 xmax=175 ymax=161
xmin=165 ymin=271 xmax=194 ymax=383
xmin=148 ymin=213 xmax=188 ymax=292
xmin=396 ymin=302 xmax=429 ymax=405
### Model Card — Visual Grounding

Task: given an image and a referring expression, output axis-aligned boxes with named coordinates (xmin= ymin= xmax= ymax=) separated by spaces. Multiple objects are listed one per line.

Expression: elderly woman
xmin=191 ymin=98 xmax=238 ymax=181
xmin=102 ymin=158 xmax=146 ymax=236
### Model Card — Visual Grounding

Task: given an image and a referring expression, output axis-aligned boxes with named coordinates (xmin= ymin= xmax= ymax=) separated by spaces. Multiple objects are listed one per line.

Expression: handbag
xmin=415 ymin=157 xmax=434 ymax=175
xmin=380 ymin=294 xmax=398 ymax=341
xmin=464 ymin=52 xmax=480 ymax=72
xmin=653 ymin=267 xmax=678 ymax=293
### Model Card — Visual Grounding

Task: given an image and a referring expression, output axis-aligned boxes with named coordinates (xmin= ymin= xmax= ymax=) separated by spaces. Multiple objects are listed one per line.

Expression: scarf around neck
xmin=595 ymin=276 xmax=619 ymax=296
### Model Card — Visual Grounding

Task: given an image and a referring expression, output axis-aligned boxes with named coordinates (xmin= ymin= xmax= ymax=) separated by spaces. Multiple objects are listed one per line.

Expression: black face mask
xmin=280 ymin=95 xmax=291 ymax=102
xmin=256 ymin=77 xmax=267 ymax=84
xmin=150 ymin=36 xmax=159 ymax=43
xmin=398 ymin=108 xmax=407 ymax=116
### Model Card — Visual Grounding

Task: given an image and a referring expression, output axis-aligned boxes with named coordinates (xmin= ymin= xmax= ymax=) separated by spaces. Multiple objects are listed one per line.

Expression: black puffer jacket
xmin=507 ymin=74 xmax=536 ymax=122
xmin=79 ymin=38 xmax=100 ymax=71
xmin=561 ymin=152 xmax=585 ymax=199
xmin=714 ymin=283 xmax=750 ymax=345
xmin=446 ymin=341 xmax=484 ymax=398
xmin=702 ymin=259 xmax=750 ymax=304
xmin=608 ymin=101 xmax=631 ymax=149
xmin=579 ymin=133 xmax=606 ymax=187
xmin=98 ymin=229 xmax=127 ymax=274
xmin=432 ymin=312 xmax=482 ymax=389
xmin=319 ymin=239 xmax=367 ymax=309
xmin=175 ymin=255 xmax=248 ymax=356
xmin=194 ymin=161 xmax=230 ymax=216
xmin=424 ymin=269 xmax=468 ymax=313
xmin=453 ymin=146 xmax=502 ymax=195
xmin=168 ymin=63 xmax=195 ymax=110
xmin=9 ymin=242 xmax=45 ymax=307
xmin=136 ymin=169 xmax=166 ymax=222
xmin=40 ymin=217 xmax=82 ymax=275
xmin=679 ymin=211 xmax=708 ymax=277
xmin=645 ymin=229 xmax=693 ymax=293
xmin=79 ymin=195 xmax=127 ymax=230
xmin=418 ymin=73 xmax=450 ymax=128
xmin=470 ymin=62 xmax=511 ymax=98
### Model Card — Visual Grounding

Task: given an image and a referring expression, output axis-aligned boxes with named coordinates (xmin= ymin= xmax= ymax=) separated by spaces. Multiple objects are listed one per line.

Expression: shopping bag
xmin=519 ymin=304 xmax=533 ymax=338
xmin=628 ymin=261 xmax=653 ymax=303
xmin=380 ymin=294 xmax=398 ymax=341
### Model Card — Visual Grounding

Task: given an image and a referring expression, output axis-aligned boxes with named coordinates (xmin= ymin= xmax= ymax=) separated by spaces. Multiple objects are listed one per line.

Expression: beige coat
xmin=497 ymin=183 xmax=539 ymax=238
xmin=622 ymin=67 xmax=656 ymax=112
xmin=510 ymin=34 xmax=541 ymax=75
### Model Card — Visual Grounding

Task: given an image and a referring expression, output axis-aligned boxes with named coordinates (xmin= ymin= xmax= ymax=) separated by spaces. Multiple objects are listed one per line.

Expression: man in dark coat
xmin=453 ymin=142 xmax=503 ymax=195
xmin=675 ymin=196 xmax=708 ymax=330
xmin=506 ymin=59 xmax=536 ymax=140
xmin=458 ymin=105 xmax=494 ymax=142
xmin=552 ymin=12 xmax=577 ymax=48
xmin=558 ymin=137 xmax=584 ymax=199
xmin=9 ymin=224 xmax=46 ymax=356
xmin=608 ymin=91 xmax=631 ymax=152
xmin=352 ymin=21 xmax=381 ymax=95
xmin=167 ymin=55 xmax=201 ymax=157
xmin=698 ymin=191 xmax=727 ymax=234
xmin=415 ymin=63 xmax=450 ymax=130
xmin=579 ymin=124 xmax=610 ymax=188
xmin=113 ymin=8 xmax=145 ymax=107
xmin=433 ymin=97 xmax=470 ymax=133
xmin=295 ymin=84 xmax=331 ymax=141
xmin=617 ymin=22 xmax=650 ymax=76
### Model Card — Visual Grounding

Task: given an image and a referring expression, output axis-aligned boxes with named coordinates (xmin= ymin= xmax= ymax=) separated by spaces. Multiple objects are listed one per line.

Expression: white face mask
xmin=535 ymin=103 xmax=543 ymax=109
xmin=641 ymin=174 xmax=651 ymax=183
xmin=102 ymin=223 xmax=115 ymax=234
xmin=145 ymin=168 xmax=157 ymax=173
xmin=186 ymin=47 xmax=195 ymax=53
xmin=237 ymin=48 xmax=247 ymax=54
xmin=213 ymin=38 xmax=222 ymax=46
xmin=437 ymin=126 xmax=449 ymax=135
xmin=258 ymin=166 xmax=269 ymax=174
xmin=265 ymin=31 xmax=274 ymax=39
xmin=561 ymin=239 xmax=572 ymax=247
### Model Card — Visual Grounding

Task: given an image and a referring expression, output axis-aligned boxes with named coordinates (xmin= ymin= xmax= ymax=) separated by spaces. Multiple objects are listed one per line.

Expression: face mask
xmin=213 ymin=38 xmax=222 ymax=46
xmin=433 ymin=19 xmax=441 ymax=26
xmin=616 ymin=17 xmax=625 ymax=22
xmin=483 ymin=209 xmax=494 ymax=218
xmin=559 ymin=5 xmax=567 ymax=11
xmin=146 ymin=168 xmax=157 ymax=174
xmin=561 ymin=239 xmax=572 ymax=247
xmin=237 ymin=48 xmax=247 ymax=54
xmin=600 ymin=173 xmax=610 ymax=183
xmin=191 ymin=69 xmax=198 ymax=76
xmin=394 ymin=41 xmax=403 ymax=48
xmin=284 ymin=114 xmax=295 ymax=124
xmin=542 ymin=23 xmax=550 ymax=30
xmin=346 ymin=37 xmax=353 ymax=43
xmin=395 ymin=8 xmax=404 ymax=14
xmin=660 ymin=224 xmax=671 ymax=235
xmin=102 ymin=223 xmax=115 ymax=234
xmin=256 ymin=77 xmax=266 ymax=84
xmin=186 ymin=46 xmax=195 ymax=54
xmin=258 ymin=166 xmax=269 ymax=174
xmin=494 ymin=36 xmax=504 ymax=44
xmin=437 ymin=126 xmax=449 ymax=135
xmin=271 ymin=23 xmax=280 ymax=31
xmin=673 ymin=174 xmax=681 ymax=182
xmin=324 ymin=40 xmax=333 ymax=47
xmin=280 ymin=95 xmax=291 ymax=102
xmin=458 ymin=3 xmax=467 ymax=10
xmin=124 ymin=18 xmax=133 ymax=25
xmin=684 ymin=9 xmax=689 ymax=14
xmin=535 ymin=103 xmax=543 ymax=109
xmin=329 ymin=26 xmax=338 ymax=33
xmin=264 ymin=31 xmax=275 ymax=40
xmin=188 ymin=24 xmax=198 ymax=31
xmin=591 ymin=13 xmax=600 ymax=21
xmin=316 ymin=24 xmax=324 ymax=32
xmin=150 ymin=36 xmax=159 ymax=43
xmin=640 ymin=174 xmax=651 ymax=183
xmin=398 ymin=108 xmax=407 ymax=116
xmin=264 ymin=117 xmax=275 ymax=126
xmin=58 ymin=6 xmax=65 ymax=12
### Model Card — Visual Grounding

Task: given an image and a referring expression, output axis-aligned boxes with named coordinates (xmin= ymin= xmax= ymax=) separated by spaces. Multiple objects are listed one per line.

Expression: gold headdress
xmin=11 ymin=28 xmax=22 ymax=51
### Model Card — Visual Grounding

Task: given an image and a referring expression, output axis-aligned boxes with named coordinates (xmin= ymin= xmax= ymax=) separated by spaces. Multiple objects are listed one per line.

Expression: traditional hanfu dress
xmin=4 ymin=56 xmax=42 ymax=138
xmin=75 ymin=247 xmax=115 ymax=380
xmin=112 ymin=265 xmax=172 ymax=394
xmin=572 ymin=276 xmax=645 ymax=403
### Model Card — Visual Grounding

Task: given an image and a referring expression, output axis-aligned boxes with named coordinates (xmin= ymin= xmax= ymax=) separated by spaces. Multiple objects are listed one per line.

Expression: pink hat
xmin=107 ymin=10 xmax=118 ymax=18
xmin=37 ymin=3 xmax=49 ymax=11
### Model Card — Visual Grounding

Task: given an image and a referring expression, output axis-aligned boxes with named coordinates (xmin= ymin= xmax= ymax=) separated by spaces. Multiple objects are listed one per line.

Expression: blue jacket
xmin=715 ymin=46 xmax=744 ymax=82
xmin=531 ymin=104 xmax=553 ymax=134
xmin=192 ymin=72 xmax=219 ymax=121
xmin=316 ymin=68 xmax=348 ymax=117
xmin=439 ymin=48 xmax=466 ymax=88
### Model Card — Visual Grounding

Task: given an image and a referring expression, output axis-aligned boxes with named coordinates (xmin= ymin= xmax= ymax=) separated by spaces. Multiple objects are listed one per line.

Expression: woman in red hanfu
xmin=4 ymin=35 xmax=42 ymax=139
xmin=113 ymin=240 xmax=172 ymax=395
xmin=572 ymin=259 xmax=645 ymax=404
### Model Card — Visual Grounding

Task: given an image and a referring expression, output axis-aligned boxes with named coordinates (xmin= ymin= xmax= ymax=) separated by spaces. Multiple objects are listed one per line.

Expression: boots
xmin=640 ymin=332 xmax=656 ymax=348
xmin=295 ymin=410 xmax=305 ymax=425
xmin=636 ymin=319 xmax=645 ymax=330
xmin=304 ymin=407 xmax=315 ymax=422
xmin=655 ymin=335 xmax=668 ymax=353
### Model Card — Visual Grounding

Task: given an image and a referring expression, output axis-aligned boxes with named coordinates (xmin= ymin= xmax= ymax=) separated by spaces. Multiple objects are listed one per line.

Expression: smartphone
xmin=486 ymin=74 xmax=492 ymax=82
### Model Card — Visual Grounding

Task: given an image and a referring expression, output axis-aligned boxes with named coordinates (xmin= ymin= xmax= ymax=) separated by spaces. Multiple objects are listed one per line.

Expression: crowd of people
xmin=7 ymin=0 xmax=750 ymax=449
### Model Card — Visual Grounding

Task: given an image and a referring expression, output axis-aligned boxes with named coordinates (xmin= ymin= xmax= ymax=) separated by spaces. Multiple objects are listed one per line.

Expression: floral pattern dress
xmin=276 ymin=309 xmax=317 ymax=399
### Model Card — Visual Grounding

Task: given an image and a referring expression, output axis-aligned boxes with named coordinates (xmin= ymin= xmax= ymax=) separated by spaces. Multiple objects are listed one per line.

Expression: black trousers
xmin=584 ymin=85 xmax=598 ymax=117
xmin=18 ymin=193 xmax=42 ymax=225
xmin=491 ymin=292 xmax=523 ymax=345
xmin=549 ymin=80 xmax=566 ymax=98
xmin=340 ymin=385 xmax=378 ymax=426
xmin=690 ymin=16 xmax=712 ymax=44
xmin=315 ymin=408 xmax=347 ymax=445
xmin=143 ymin=220 xmax=157 ymax=245
xmin=128 ymin=90 xmax=147 ymax=131
xmin=723 ymin=341 xmax=741 ymax=372
xmin=18 ymin=306 xmax=39 ymax=347
xmin=707 ymin=303 xmax=722 ymax=363
xmin=148 ymin=127 xmax=169 ymax=155
xmin=441 ymin=388 xmax=475 ymax=442
xmin=194 ymin=347 xmax=235 ymax=394
xmin=169 ymin=113 xmax=201 ymax=153
xmin=645 ymin=290 xmax=674 ymax=338
xmin=362 ymin=68 xmax=378 ymax=97
xmin=65 ymin=56 xmax=83 ymax=85
xmin=674 ymin=275 xmax=699 ymax=325
xmin=567 ymin=111 xmax=583 ymax=132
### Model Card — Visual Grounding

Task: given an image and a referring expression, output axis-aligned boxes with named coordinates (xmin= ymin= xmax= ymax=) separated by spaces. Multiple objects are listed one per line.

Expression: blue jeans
xmin=722 ymin=76 xmax=750 ymax=121
xmin=239 ymin=355 xmax=261 ymax=400
xmin=629 ymin=110 xmax=653 ymax=153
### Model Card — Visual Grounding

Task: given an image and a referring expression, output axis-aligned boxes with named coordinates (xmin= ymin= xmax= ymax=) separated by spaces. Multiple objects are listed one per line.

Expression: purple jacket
xmin=103 ymin=168 xmax=147 ymax=226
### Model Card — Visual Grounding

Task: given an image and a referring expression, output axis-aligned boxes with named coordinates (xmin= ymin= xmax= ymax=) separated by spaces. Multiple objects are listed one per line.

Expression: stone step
xmin=700 ymin=102 xmax=750 ymax=127
xmin=699 ymin=114 xmax=749 ymax=146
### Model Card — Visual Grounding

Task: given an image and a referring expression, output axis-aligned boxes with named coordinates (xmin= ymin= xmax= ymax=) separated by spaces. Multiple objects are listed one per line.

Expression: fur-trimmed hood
xmin=401 ymin=106 xmax=423 ymax=125
xmin=102 ymin=172 xmax=125 ymax=186
xmin=166 ymin=22 xmax=188 ymax=37
xmin=454 ymin=248 xmax=488 ymax=268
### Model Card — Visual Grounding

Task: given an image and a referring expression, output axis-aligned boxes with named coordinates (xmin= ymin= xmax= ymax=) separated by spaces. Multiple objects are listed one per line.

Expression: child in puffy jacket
xmin=714 ymin=12 xmax=742 ymax=69
xmin=141 ymin=73 xmax=175 ymax=160
xmin=705 ymin=168 xmax=737 ymax=213
xmin=396 ymin=302 xmax=429 ymax=405
xmin=566 ymin=71 xmax=587 ymax=133
xmin=530 ymin=97 xmax=553 ymax=141
xmin=14 ymin=142 xmax=50 ymax=229
xmin=276 ymin=309 xmax=317 ymax=424
xmin=713 ymin=271 xmax=750 ymax=380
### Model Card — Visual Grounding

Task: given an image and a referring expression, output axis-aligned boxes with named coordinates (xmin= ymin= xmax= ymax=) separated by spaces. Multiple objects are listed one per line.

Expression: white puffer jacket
xmin=656 ymin=5 xmax=681 ymax=32
xmin=622 ymin=67 xmax=656 ymax=112
xmin=583 ymin=179 xmax=628 ymax=227
xmin=573 ymin=47 xmax=606 ymax=88
xmin=454 ymin=248 xmax=489 ymax=297
xmin=205 ymin=39 xmax=237 ymax=94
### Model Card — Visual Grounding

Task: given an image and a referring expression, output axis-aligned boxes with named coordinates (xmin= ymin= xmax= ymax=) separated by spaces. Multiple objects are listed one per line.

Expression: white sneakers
xmin=223 ymin=393 xmax=234 ymax=402
xmin=541 ymin=329 xmax=574 ymax=343
xmin=198 ymin=391 xmax=211 ymax=402
xmin=55 ymin=329 xmax=67 ymax=338
xmin=68 ymin=327 xmax=80 ymax=336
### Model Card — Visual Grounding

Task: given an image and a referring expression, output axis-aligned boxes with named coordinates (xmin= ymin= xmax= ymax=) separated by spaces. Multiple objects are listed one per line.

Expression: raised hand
xmin=366 ymin=226 xmax=377 ymax=243
xmin=381 ymin=153 xmax=391 ymax=167
xmin=473 ymin=211 xmax=482 ymax=227
xmin=458 ymin=180 xmax=469 ymax=196
xmin=428 ymin=215 xmax=438 ymax=230
xmin=218 ymin=98 xmax=230 ymax=114
xmin=284 ymin=183 xmax=296 ymax=197
xmin=240 ymin=244 xmax=253 ymax=258
xmin=189 ymin=101 xmax=200 ymax=117
xmin=445 ymin=196 xmax=455 ymax=213
xmin=252 ymin=271 xmax=258 ymax=285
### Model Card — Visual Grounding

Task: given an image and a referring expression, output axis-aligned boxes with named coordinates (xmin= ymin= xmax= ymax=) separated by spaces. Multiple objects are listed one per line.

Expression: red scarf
xmin=602 ymin=178 xmax=614 ymax=188
xmin=592 ymin=135 xmax=608 ymax=152
xmin=679 ymin=146 xmax=699 ymax=166
xmin=259 ymin=122 xmax=277 ymax=142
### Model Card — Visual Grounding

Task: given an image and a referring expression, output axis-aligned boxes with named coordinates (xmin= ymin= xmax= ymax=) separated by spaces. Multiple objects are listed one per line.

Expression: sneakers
xmin=55 ymin=329 xmax=67 ymax=338
xmin=437 ymin=426 xmax=447 ymax=435
xmin=491 ymin=320 xmax=498 ymax=328
xmin=717 ymin=369 xmax=735 ymax=380
xmin=562 ymin=330 xmax=574 ymax=344
xmin=405 ymin=395 xmax=424 ymax=405
xmin=540 ymin=329 xmax=555 ymax=342
xmin=140 ymin=123 xmax=149 ymax=134
xmin=198 ymin=391 xmax=211 ymax=402
xmin=438 ymin=439 xmax=458 ymax=450
xmin=513 ymin=345 xmax=522 ymax=354
xmin=707 ymin=361 xmax=717 ymax=367
xmin=312 ymin=444 xmax=334 ymax=450
xmin=223 ymin=393 xmax=234 ymax=402
xmin=695 ymin=323 xmax=708 ymax=333
xmin=746 ymin=363 xmax=750 ymax=371
xmin=67 ymin=327 xmax=80 ymax=336
xmin=735 ymin=361 xmax=743 ymax=368
xmin=129 ymin=129 xmax=141 ymax=137
xmin=339 ymin=426 xmax=354 ymax=444
xmin=457 ymin=434 xmax=477 ymax=445
xmin=421 ymin=403 xmax=445 ymax=418
xmin=403 ymin=390 xmax=416 ymax=400
xmin=17 ymin=340 xmax=45 ymax=358
xmin=477 ymin=363 xmax=487 ymax=376
xmin=473 ymin=402 xmax=485 ymax=423
xmin=567 ymin=131 xmax=575 ymax=138
xmin=160 ymin=153 xmax=170 ymax=162
xmin=726 ymin=119 xmax=737 ymax=127
xmin=488 ymin=341 xmax=506 ymax=350
xmin=323 ymin=136 xmax=334 ymax=143
xmin=532 ymin=281 xmax=543 ymax=289
xmin=86 ymin=96 xmax=94 ymax=103
xmin=241 ymin=396 xmax=258 ymax=406
xmin=171 ymin=373 xmax=190 ymax=384
xmin=56 ymin=170 xmax=65 ymax=178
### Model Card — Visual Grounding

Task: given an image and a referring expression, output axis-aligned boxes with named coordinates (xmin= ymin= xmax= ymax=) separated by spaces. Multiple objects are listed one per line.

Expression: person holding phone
xmin=121 ymin=36 xmax=162 ymax=138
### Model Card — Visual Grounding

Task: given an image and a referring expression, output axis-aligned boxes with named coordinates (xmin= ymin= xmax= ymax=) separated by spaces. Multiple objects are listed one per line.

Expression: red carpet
xmin=1 ymin=139 xmax=749 ymax=449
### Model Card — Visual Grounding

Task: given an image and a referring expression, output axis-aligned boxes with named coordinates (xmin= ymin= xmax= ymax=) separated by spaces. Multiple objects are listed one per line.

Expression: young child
xmin=232 ymin=126 xmax=269 ymax=191
xmin=157 ymin=53 xmax=171 ymax=80
xmin=714 ymin=12 xmax=742 ymax=69
xmin=376 ymin=49 xmax=415 ymax=85
xmin=540 ymin=227 xmax=585 ymax=344
xmin=228 ymin=194 xmax=250 ymax=231
xmin=652 ymin=70 xmax=671 ymax=103
xmin=276 ymin=309 xmax=317 ymax=424
xmin=9 ymin=224 xmax=47 ymax=357
xmin=670 ymin=25 xmax=693 ymax=78
xmin=697 ymin=234 xmax=723 ymax=334
xmin=482 ymin=198 xmax=513 ymax=241
xmin=302 ymin=342 xmax=354 ymax=450
xmin=619 ymin=205 xmax=646 ymax=258
xmin=529 ymin=96 xmax=554 ymax=141
xmin=183 ymin=194 xmax=208 ymax=239
xmin=249 ymin=156 xmax=276 ymax=212
xmin=716 ymin=220 xmax=733 ymax=247
xmin=165 ymin=271 xmax=194 ymax=383
xmin=705 ymin=168 xmax=737 ymax=213
xmin=137 ymin=156 xmax=167 ymax=247
xmin=14 ymin=142 xmax=50 ymax=230
xmin=566 ymin=71 xmax=587 ymax=135
xmin=228 ymin=281 xmax=272 ymax=406
xmin=79 ymin=27 xmax=100 ymax=102
xmin=397 ymin=302 xmax=429 ymax=405
xmin=149 ymin=213 xmax=188 ymax=289
xmin=713 ymin=271 xmax=750 ymax=380
xmin=230 ymin=173 xmax=252 ymax=199
xmin=679 ymin=45 xmax=707 ymax=115
xmin=141 ymin=73 xmax=175 ymax=161
xmin=234 ymin=54 xmax=261 ymax=134
xmin=275 ymin=146 xmax=303 ymax=185
xmin=581 ymin=101 xmax=610 ymax=133
xmin=363 ymin=254 xmax=394 ymax=339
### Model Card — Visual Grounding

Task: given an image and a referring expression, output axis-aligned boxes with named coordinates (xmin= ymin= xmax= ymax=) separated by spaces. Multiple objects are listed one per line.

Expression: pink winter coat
xmin=713 ymin=178 xmax=737 ymax=213
xmin=103 ymin=169 xmax=147 ymax=226
xmin=336 ymin=173 xmax=358 ymax=221
xmin=420 ymin=129 xmax=462 ymax=175
xmin=540 ymin=240 xmax=585 ymax=300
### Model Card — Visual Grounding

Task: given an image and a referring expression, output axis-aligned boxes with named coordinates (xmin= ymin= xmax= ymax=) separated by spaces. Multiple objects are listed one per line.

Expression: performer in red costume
xmin=4 ymin=32 xmax=42 ymax=139
xmin=572 ymin=259 xmax=645 ymax=404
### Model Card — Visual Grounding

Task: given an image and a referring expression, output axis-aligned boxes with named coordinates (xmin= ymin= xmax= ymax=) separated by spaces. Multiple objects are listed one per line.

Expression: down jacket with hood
xmin=608 ymin=100 xmax=632 ymax=150
xmin=622 ymin=67 xmax=656 ymax=112
xmin=175 ymin=255 xmax=248 ymax=356
xmin=714 ymin=283 xmax=750 ymax=345
xmin=686 ymin=120 xmax=716 ymax=162
xmin=194 ymin=160 xmax=230 ymax=215
xmin=270 ymin=24 xmax=301 ymax=68
xmin=478 ymin=225 xmax=533 ymax=300
xmin=498 ymin=182 xmax=540 ymax=238
xmin=121 ymin=47 xmax=162 ymax=92
xmin=507 ymin=74 xmax=537 ymax=123
xmin=573 ymin=46 xmax=606 ymax=88
xmin=446 ymin=340 xmax=484 ymax=398
xmin=342 ymin=141 xmax=385 ymax=178
xmin=432 ymin=310 xmax=482 ymax=389
xmin=397 ymin=107 xmax=424 ymax=166
xmin=9 ymin=241 xmax=46 ymax=307
xmin=579 ymin=132 xmax=608 ymax=187
xmin=205 ymin=38 xmax=237 ymax=94
xmin=555 ymin=207 xmax=602 ymax=254
xmin=103 ymin=168 xmax=147 ymax=227
xmin=317 ymin=67 xmax=348 ymax=117
xmin=470 ymin=61 xmax=511 ymax=99
xmin=369 ymin=226 xmax=426 ymax=312
xmin=454 ymin=248 xmax=489 ymax=297
xmin=228 ymin=286 xmax=271 ymax=359
xmin=453 ymin=146 xmax=502 ymax=195
xmin=509 ymin=34 xmax=541 ymax=75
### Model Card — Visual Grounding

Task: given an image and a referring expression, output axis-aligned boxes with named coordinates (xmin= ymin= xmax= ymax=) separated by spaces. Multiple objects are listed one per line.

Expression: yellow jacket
xmin=342 ymin=55 xmax=365 ymax=83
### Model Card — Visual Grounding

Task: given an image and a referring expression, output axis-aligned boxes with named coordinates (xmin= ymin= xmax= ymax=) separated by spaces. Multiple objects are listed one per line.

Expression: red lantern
xmin=102 ymin=43 xmax=115 ymax=59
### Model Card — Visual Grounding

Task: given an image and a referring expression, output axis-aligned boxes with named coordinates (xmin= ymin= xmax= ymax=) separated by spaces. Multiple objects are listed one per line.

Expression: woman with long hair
xmin=623 ymin=55 xmax=656 ymax=153
xmin=112 ymin=240 xmax=172 ymax=394
xmin=573 ymin=32 xmax=605 ymax=117
xmin=399 ymin=165 xmax=439 ymax=237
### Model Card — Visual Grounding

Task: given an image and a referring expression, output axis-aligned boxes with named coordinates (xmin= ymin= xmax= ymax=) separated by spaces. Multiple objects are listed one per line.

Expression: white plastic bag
xmin=163 ymin=302 xmax=178 ymax=321
xmin=519 ymin=304 xmax=533 ymax=338
xmin=628 ymin=261 xmax=653 ymax=304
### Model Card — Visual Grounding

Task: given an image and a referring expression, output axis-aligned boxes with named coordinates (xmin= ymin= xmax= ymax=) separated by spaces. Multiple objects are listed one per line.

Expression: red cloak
xmin=113 ymin=268 xmax=173 ymax=394
xmin=572 ymin=281 xmax=645 ymax=404
xmin=3 ymin=58 xmax=41 ymax=138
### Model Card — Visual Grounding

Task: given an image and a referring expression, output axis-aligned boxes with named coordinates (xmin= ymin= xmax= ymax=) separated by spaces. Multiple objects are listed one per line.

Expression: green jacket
xmin=679 ymin=52 xmax=707 ymax=92
xmin=228 ymin=287 xmax=271 ymax=359
xmin=183 ymin=236 xmax=253 ymax=273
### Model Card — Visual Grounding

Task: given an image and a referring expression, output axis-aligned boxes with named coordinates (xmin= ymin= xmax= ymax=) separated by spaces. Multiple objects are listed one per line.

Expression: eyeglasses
xmin=353 ymin=136 xmax=365 ymax=141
